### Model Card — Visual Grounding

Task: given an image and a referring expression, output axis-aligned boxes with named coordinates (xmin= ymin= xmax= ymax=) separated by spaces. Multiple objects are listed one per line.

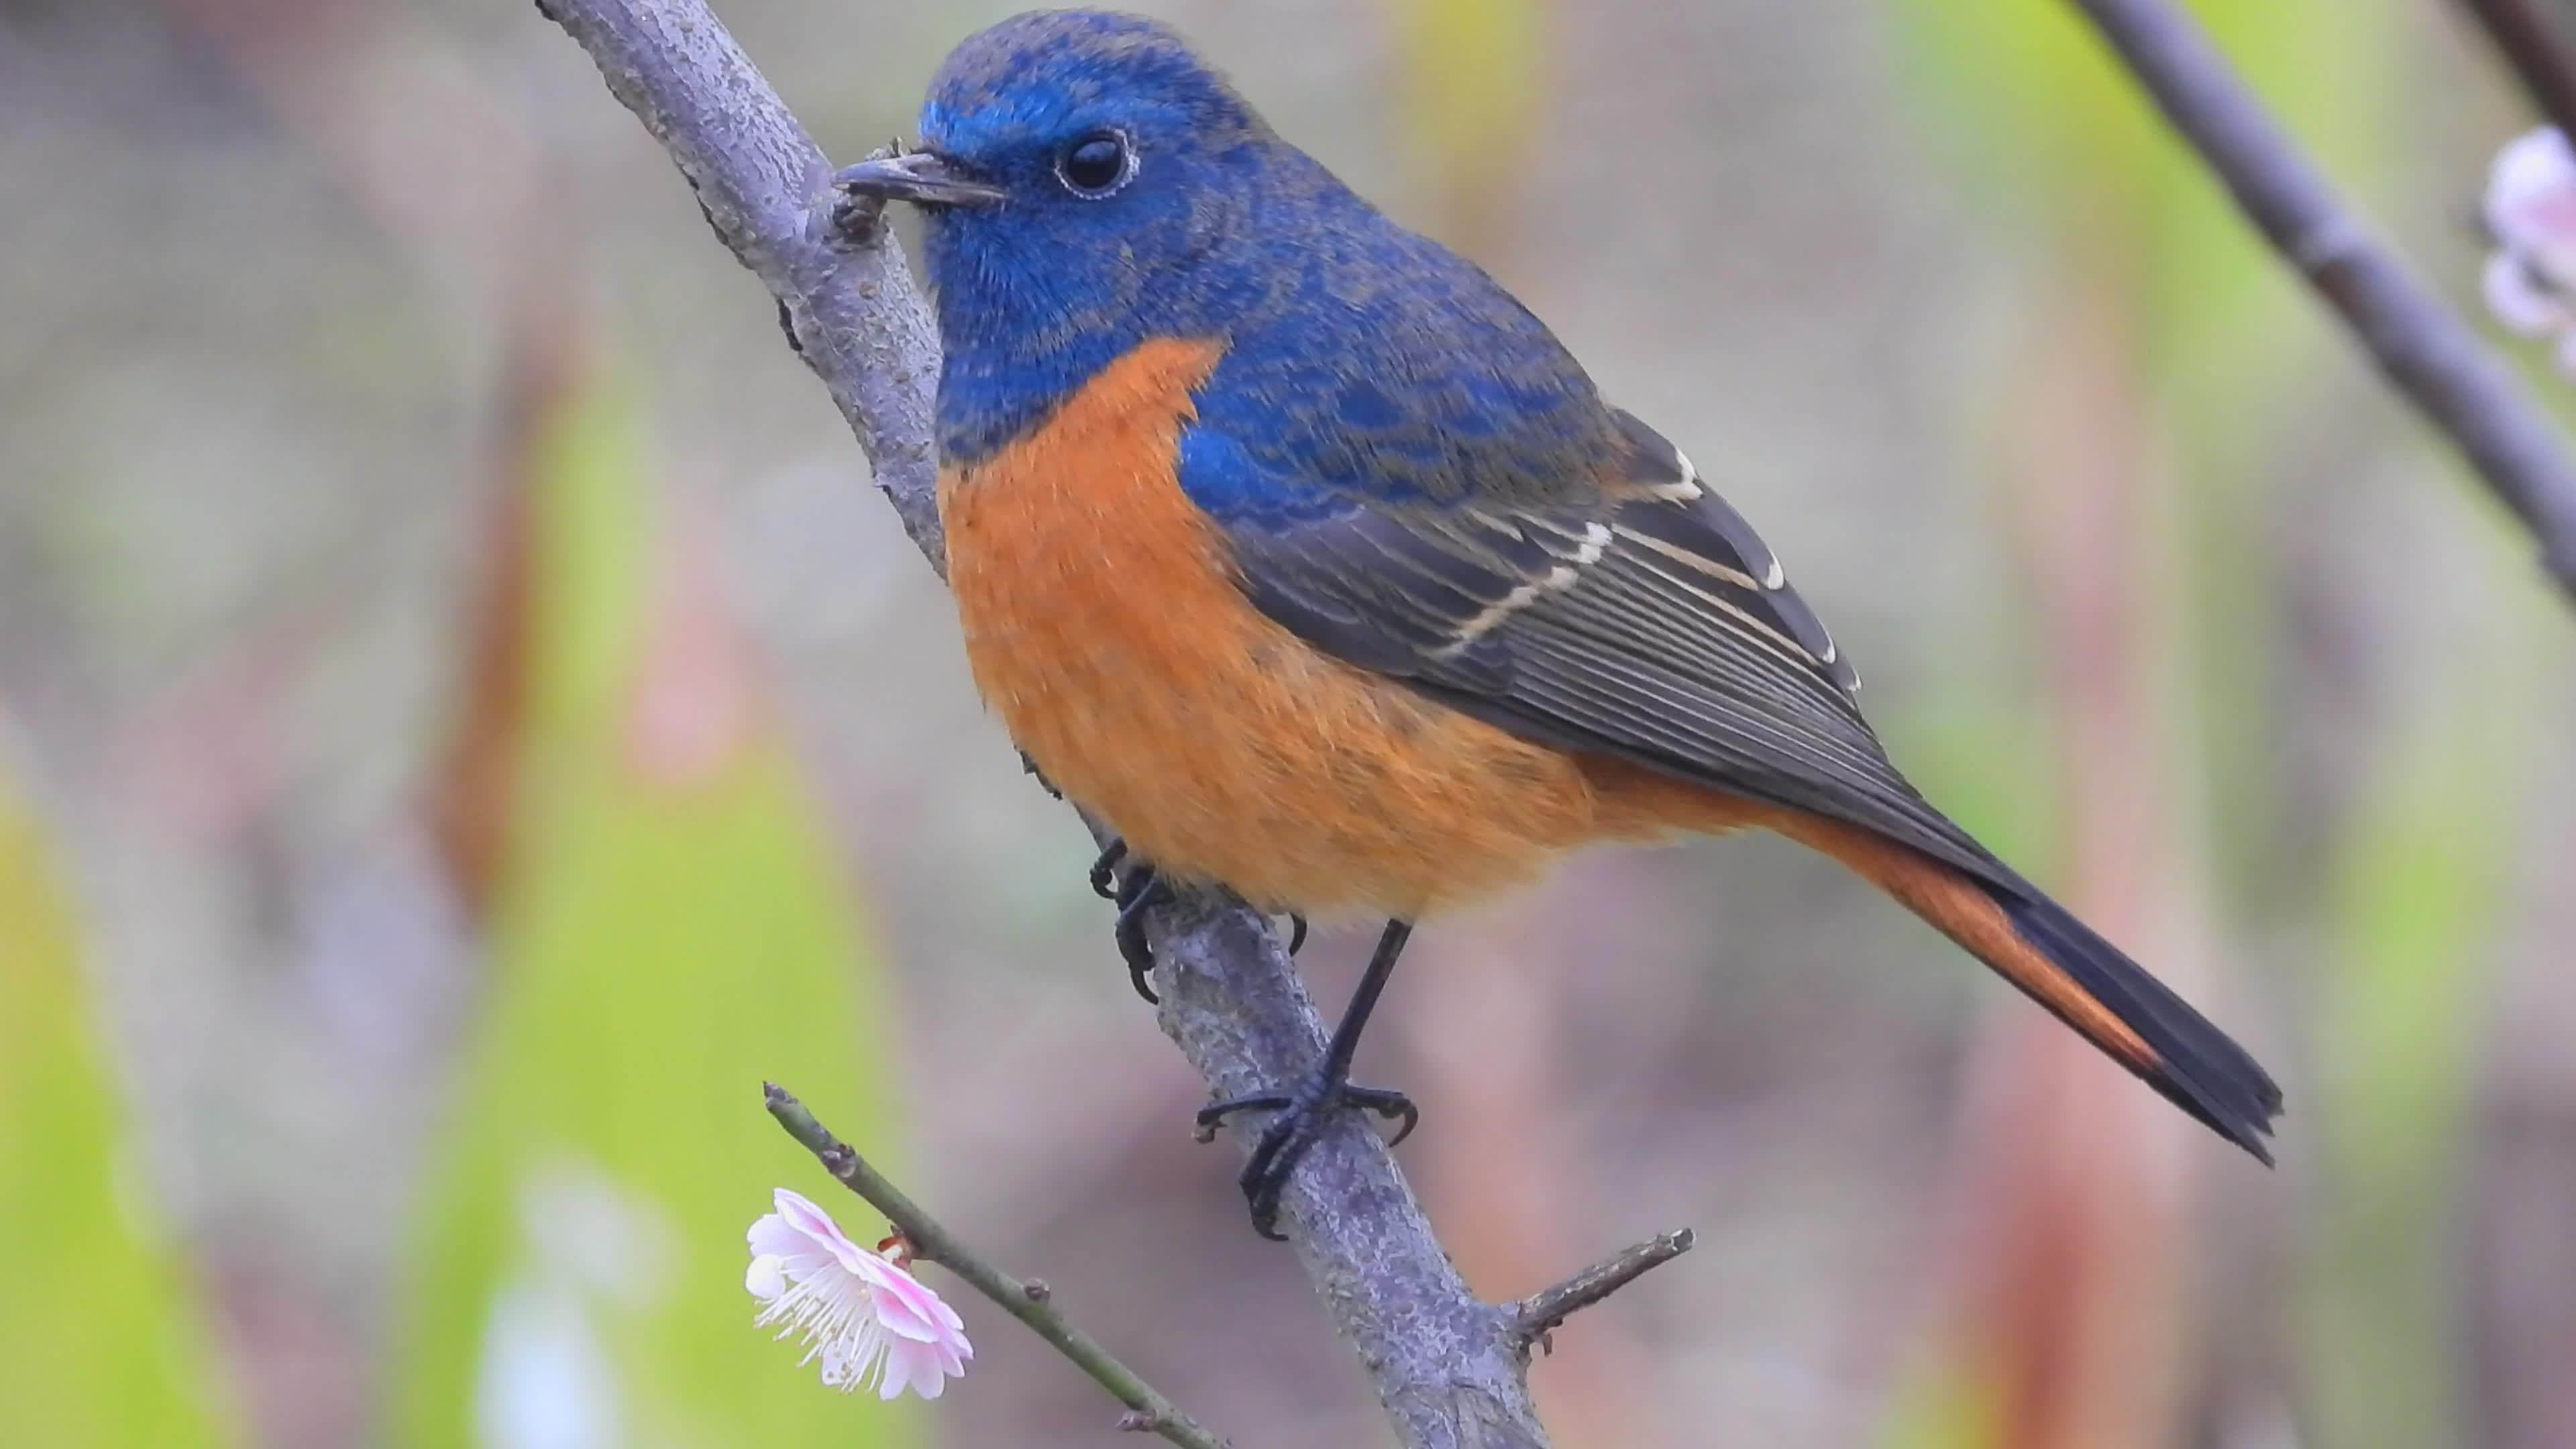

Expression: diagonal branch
xmin=2065 ymin=0 xmax=2576 ymax=602
xmin=2457 ymin=0 xmax=2576 ymax=151
xmin=533 ymin=1 xmax=1585 ymax=1443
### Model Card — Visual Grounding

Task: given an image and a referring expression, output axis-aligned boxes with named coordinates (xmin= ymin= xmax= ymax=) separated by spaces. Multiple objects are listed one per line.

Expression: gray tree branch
xmin=531 ymin=1 xmax=1675 ymax=1444
xmin=2067 ymin=0 xmax=2576 ymax=602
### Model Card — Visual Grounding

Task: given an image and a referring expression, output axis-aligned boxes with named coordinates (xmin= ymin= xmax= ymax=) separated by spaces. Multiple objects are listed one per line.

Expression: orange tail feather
xmin=1587 ymin=763 xmax=2282 ymax=1159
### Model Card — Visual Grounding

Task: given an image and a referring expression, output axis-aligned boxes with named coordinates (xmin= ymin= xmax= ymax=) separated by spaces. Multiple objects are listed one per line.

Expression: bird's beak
xmin=833 ymin=151 xmax=1005 ymax=209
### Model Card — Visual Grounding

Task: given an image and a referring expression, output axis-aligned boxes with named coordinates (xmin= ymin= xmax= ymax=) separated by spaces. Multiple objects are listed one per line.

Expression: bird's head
xmin=838 ymin=9 xmax=1594 ymax=487
xmin=840 ymin=11 xmax=1296 ymax=458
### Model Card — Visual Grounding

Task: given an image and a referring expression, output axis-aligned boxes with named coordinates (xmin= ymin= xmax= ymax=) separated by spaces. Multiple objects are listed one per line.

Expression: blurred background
xmin=3 ymin=0 xmax=2571 ymax=1445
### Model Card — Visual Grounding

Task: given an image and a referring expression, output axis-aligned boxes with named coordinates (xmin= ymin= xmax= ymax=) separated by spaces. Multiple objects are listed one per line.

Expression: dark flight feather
xmin=1220 ymin=409 xmax=1992 ymax=879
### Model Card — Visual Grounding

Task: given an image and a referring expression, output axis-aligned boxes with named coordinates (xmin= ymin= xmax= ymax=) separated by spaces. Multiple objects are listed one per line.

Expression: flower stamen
xmin=746 ymin=1187 xmax=972 ymax=1399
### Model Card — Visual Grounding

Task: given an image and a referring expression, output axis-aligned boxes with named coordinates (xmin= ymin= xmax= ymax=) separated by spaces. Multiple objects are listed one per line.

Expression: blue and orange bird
xmin=841 ymin=10 xmax=2282 ymax=1238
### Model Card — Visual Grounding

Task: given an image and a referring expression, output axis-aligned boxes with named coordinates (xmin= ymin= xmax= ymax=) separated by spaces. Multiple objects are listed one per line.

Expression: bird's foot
xmin=1195 ymin=1069 xmax=1419 ymax=1240
xmin=1090 ymin=839 xmax=1300 ymax=998
xmin=1088 ymin=837 xmax=1128 ymax=900
xmin=1097 ymin=843 xmax=1171 ymax=1004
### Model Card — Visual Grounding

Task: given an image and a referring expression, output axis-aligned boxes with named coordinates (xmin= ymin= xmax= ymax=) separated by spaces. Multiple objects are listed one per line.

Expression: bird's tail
xmin=1772 ymin=814 xmax=2283 ymax=1162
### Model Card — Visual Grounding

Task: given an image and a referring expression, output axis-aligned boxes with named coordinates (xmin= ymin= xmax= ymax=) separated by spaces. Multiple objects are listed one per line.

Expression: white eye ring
xmin=1055 ymin=130 xmax=1137 ymax=199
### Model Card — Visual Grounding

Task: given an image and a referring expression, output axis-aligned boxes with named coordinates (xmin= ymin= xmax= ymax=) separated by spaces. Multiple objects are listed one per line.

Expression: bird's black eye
xmin=1055 ymin=131 xmax=1134 ymax=199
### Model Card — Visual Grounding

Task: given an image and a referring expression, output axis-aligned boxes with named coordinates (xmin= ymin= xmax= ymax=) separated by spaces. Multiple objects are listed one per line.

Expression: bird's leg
xmin=1196 ymin=918 xmax=1419 ymax=1240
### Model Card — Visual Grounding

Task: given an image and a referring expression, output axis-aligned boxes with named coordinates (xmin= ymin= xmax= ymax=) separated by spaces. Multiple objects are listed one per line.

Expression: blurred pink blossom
xmin=2483 ymin=127 xmax=2576 ymax=374
xmin=746 ymin=1187 xmax=972 ymax=1400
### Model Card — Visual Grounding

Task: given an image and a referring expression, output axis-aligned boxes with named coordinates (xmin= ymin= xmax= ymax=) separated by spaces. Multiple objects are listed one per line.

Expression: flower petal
xmin=2486 ymin=250 xmax=2570 ymax=337
xmin=746 ymin=1213 xmax=807 ymax=1262
xmin=854 ymin=1252 xmax=971 ymax=1351
xmin=2491 ymin=128 xmax=2576 ymax=293
xmin=769 ymin=1188 xmax=849 ymax=1249
xmin=745 ymin=1253 xmax=787 ymax=1300
xmin=875 ymin=1343 xmax=916 ymax=1401
xmin=747 ymin=1212 xmax=834 ymax=1289
xmin=2491 ymin=130 xmax=2576 ymax=242
xmin=865 ymin=1275 xmax=946 ymax=1342
xmin=883 ymin=1338 xmax=949 ymax=1401
xmin=773 ymin=1187 xmax=885 ymax=1275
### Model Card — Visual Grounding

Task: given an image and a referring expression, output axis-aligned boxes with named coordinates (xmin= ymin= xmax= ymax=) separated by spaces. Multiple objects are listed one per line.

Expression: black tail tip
xmin=1997 ymin=890 xmax=2285 ymax=1166
xmin=2190 ymin=1080 xmax=2283 ymax=1167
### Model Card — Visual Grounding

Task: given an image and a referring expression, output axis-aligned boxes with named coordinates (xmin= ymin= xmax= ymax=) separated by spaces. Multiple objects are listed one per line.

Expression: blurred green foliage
xmin=1399 ymin=0 xmax=1546 ymax=208
xmin=2304 ymin=683 xmax=2528 ymax=1449
xmin=384 ymin=376 xmax=919 ymax=1448
xmin=0 ymin=777 xmax=240 ymax=1447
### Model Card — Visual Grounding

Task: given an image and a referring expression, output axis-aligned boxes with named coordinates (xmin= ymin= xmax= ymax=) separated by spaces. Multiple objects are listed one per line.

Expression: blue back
xmin=912 ymin=10 xmax=1615 ymax=528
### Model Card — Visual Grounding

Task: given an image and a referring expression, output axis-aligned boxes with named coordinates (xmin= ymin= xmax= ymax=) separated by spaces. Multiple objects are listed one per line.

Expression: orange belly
xmin=938 ymin=338 xmax=1618 ymax=918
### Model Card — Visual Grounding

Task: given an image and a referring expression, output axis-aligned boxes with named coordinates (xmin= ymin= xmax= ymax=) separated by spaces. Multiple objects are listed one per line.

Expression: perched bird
xmin=841 ymin=9 xmax=2281 ymax=1238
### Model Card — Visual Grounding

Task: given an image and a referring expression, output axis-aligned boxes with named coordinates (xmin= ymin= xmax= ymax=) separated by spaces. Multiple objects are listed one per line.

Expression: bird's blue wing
xmin=1186 ymin=406 xmax=2009 ymax=886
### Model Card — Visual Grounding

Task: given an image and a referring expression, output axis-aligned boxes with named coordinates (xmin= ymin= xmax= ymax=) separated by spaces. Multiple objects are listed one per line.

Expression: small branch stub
xmin=1510 ymin=1228 xmax=1697 ymax=1358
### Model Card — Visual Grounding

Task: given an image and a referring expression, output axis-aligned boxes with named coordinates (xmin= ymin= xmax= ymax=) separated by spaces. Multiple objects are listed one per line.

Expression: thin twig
xmin=2065 ymin=0 xmax=2576 ymax=602
xmin=537 ymin=1 xmax=1568 ymax=1442
xmin=2459 ymin=0 xmax=2576 ymax=150
xmin=765 ymin=1084 xmax=1229 ymax=1449
xmin=1508 ymin=1229 xmax=1695 ymax=1357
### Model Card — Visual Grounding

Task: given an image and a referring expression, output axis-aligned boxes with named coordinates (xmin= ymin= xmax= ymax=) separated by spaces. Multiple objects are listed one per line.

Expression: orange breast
xmin=938 ymin=337 xmax=1606 ymax=918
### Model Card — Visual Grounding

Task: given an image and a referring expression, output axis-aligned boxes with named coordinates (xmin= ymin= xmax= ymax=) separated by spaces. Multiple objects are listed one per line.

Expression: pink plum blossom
xmin=746 ymin=1187 xmax=972 ymax=1399
xmin=2483 ymin=127 xmax=2576 ymax=375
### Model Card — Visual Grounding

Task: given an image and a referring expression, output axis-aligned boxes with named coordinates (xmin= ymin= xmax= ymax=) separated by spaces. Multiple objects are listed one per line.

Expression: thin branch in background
xmin=2063 ymin=0 xmax=2576 ymax=602
xmin=1509 ymin=1230 xmax=1695 ymax=1356
xmin=765 ymin=1085 xmax=1230 ymax=1449
xmin=2460 ymin=0 xmax=2576 ymax=147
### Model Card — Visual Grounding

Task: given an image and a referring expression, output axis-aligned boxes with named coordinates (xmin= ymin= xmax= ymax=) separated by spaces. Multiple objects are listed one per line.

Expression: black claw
xmin=1354 ymin=1086 xmax=1419 ymax=1146
xmin=1020 ymin=751 xmax=1063 ymax=801
xmin=1193 ymin=1093 xmax=1285 ymax=1134
xmin=1284 ymin=913 xmax=1308 ymax=955
xmin=1089 ymin=837 xmax=1161 ymax=1000
xmin=1089 ymin=839 xmax=1127 ymax=900
xmin=1112 ymin=866 xmax=1171 ymax=1004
